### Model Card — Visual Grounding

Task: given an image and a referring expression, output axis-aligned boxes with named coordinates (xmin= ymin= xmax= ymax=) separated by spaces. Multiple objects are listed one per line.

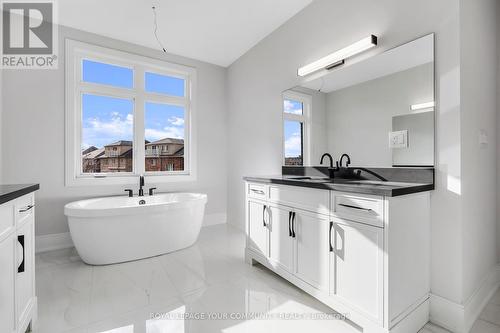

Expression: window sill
xmin=65 ymin=173 xmax=196 ymax=187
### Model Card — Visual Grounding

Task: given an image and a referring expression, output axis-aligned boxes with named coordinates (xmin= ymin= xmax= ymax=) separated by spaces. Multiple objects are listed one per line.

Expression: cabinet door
xmin=0 ymin=236 xmax=16 ymax=333
xmin=294 ymin=210 xmax=329 ymax=291
xmin=330 ymin=218 xmax=384 ymax=324
xmin=268 ymin=205 xmax=294 ymax=272
xmin=16 ymin=216 xmax=34 ymax=325
xmin=247 ymin=200 xmax=268 ymax=256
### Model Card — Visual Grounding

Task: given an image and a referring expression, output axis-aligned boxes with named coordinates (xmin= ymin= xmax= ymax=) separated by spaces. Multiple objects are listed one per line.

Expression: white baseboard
xmin=35 ymin=232 xmax=73 ymax=253
xmin=430 ymin=264 xmax=500 ymax=333
xmin=36 ymin=213 xmax=227 ymax=253
xmin=203 ymin=212 xmax=227 ymax=226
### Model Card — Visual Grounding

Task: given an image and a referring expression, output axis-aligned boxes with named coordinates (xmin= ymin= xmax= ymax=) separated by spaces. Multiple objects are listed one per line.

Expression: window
xmin=282 ymin=91 xmax=311 ymax=166
xmin=66 ymin=40 xmax=197 ymax=186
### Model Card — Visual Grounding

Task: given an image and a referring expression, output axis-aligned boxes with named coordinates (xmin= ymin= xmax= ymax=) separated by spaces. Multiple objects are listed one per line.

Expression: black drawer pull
xmin=19 ymin=205 xmax=34 ymax=213
xmin=262 ymin=205 xmax=267 ymax=227
xmin=251 ymin=189 xmax=265 ymax=195
xmin=329 ymin=221 xmax=334 ymax=252
xmin=17 ymin=235 xmax=25 ymax=273
xmin=338 ymin=203 xmax=373 ymax=212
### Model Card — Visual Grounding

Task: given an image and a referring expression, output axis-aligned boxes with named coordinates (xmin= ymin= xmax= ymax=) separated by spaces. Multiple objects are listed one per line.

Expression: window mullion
xmin=135 ymin=66 xmax=146 ymax=175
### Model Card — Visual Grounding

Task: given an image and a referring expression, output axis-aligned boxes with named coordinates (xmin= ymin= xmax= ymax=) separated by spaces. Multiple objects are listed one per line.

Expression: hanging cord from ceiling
xmin=152 ymin=5 xmax=167 ymax=53
xmin=318 ymin=76 xmax=325 ymax=93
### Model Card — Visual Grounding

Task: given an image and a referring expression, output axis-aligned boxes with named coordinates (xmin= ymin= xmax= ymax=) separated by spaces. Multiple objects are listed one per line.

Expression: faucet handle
xmin=124 ymin=189 xmax=133 ymax=197
xmin=148 ymin=187 xmax=157 ymax=196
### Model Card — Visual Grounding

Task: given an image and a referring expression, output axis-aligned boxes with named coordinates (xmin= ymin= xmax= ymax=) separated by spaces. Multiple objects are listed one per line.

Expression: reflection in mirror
xmin=284 ymin=33 xmax=434 ymax=168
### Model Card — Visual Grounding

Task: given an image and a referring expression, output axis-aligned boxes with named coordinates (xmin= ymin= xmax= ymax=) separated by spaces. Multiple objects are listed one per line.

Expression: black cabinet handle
xmin=262 ymin=205 xmax=267 ymax=227
xmin=19 ymin=205 xmax=34 ymax=213
xmin=329 ymin=221 xmax=334 ymax=252
xmin=288 ymin=211 xmax=292 ymax=237
xmin=17 ymin=235 xmax=25 ymax=273
xmin=251 ymin=189 xmax=265 ymax=195
xmin=338 ymin=203 xmax=373 ymax=212
xmin=291 ymin=212 xmax=296 ymax=238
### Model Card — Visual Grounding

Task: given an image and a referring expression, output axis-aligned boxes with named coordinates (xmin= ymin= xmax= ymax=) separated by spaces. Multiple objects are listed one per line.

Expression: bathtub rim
xmin=64 ymin=192 xmax=207 ymax=218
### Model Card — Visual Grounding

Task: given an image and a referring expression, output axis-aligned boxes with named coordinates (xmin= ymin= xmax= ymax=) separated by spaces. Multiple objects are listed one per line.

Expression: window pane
xmin=145 ymin=72 xmax=185 ymax=97
xmin=284 ymin=120 xmax=303 ymax=166
xmin=82 ymin=60 xmax=133 ymax=88
xmin=81 ymin=94 xmax=134 ymax=173
xmin=284 ymin=98 xmax=303 ymax=115
xmin=144 ymin=102 xmax=185 ymax=172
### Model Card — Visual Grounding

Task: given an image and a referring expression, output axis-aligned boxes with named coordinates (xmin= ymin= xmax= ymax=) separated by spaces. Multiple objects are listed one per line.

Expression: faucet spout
xmin=339 ymin=154 xmax=351 ymax=168
xmin=320 ymin=153 xmax=334 ymax=168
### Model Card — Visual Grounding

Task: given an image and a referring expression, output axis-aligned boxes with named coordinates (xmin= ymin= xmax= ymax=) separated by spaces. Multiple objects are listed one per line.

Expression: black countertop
xmin=0 ymin=184 xmax=40 ymax=205
xmin=243 ymin=175 xmax=433 ymax=197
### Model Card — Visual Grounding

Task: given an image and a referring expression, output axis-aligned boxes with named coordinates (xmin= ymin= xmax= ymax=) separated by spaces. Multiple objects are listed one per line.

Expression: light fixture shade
xmin=410 ymin=101 xmax=435 ymax=111
xmin=297 ymin=35 xmax=378 ymax=77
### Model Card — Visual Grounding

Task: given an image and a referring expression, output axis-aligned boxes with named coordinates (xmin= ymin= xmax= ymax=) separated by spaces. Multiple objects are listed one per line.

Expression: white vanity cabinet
xmin=0 ymin=192 xmax=37 ymax=333
xmin=245 ymin=181 xmax=431 ymax=333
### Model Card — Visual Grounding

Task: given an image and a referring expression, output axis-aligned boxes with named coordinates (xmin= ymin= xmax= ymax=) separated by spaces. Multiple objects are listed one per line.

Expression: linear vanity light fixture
xmin=297 ymin=35 xmax=378 ymax=77
xmin=410 ymin=101 xmax=435 ymax=111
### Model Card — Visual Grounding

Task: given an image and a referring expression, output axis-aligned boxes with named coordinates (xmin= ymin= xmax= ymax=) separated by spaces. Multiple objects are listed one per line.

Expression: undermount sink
xmin=336 ymin=180 xmax=418 ymax=187
xmin=285 ymin=177 xmax=420 ymax=187
xmin=286 ymin=176 xmax=332 ymax=182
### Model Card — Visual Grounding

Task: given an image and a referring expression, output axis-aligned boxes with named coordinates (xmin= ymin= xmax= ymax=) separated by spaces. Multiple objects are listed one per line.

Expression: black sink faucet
xmin=339 ymin=154 xmax=351 ymax=168
xmin=320 ymin=153 xmax=334 ymax=168
xmin=138 ymin=175 xmax=145 ymax=197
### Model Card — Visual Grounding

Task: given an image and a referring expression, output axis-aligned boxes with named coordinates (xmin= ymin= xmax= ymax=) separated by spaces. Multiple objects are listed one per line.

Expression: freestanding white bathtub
xmin=64 ymin=193 xmax=207 ymax=265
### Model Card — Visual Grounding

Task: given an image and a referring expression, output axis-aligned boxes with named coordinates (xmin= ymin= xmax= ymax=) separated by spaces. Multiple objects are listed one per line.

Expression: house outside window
xmin=65 ymin=40 xmax=197 ymax=186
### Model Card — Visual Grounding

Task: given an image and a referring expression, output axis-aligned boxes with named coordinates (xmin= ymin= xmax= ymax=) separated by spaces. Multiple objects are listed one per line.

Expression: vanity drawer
xmin=0 ymin=201 xmax=15 ymax=241
xmin=247 ymin=183 xmax=268 ymax=201
xmin=269 ymin=185 xmax=330 ymax=215
xmin=15 ymin=194 xmax=35 ymax=226
xmin=332 ymin=192 xmax=384 ymax=227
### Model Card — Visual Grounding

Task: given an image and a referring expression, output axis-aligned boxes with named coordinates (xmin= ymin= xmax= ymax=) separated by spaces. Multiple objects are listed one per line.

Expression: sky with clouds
xmin=81 ymin=61 xmax=185 ymax=149
xmin=283 ymin=99 xmax=303 ymax=158
xmin=284 ymin=120 xmax=302 ymax=158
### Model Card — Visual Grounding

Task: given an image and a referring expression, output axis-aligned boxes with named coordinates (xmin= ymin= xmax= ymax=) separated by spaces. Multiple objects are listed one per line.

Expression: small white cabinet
xmin=0 ymin=236 xmax=16 ymax=333
xmin=247 ymin=199 xmax=268 ymax=256
xmin=245 ymin=182 xmax=431 ymax=333
xmin=330 ymin=217 xmax=384 ymax=324
xmin=268 ymin=205 xmax=294 ymax=272
xmin=294 ymin=210 xmax=329 ymax=291
xmin=16 ymin=216 xmax=35 ymax=327
xmin=0 ymin=192 xmax=37 ymax=333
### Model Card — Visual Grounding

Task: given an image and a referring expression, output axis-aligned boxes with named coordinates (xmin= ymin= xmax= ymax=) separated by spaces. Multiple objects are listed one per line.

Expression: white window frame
xmin=282 ymin=90 xmax=311 ymax=166
xmin=65 ymin=39 xmax=197 ymax=186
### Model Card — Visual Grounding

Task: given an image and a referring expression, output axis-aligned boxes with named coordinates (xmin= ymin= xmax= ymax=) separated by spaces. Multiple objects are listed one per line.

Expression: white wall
xmin=0 ymin=68 xmax=2 ymax=183
xmin=459 ymin=0 xmax=498 ymax=302
xmin=497 ymin=0 xmax=500 ymax=265
xmin=227 ymin=0 xmax=463 ymax=309
xmin=325 ymin=63 xmax=434 ymax=167
xmin=1 ymin=25 xmax=228 ymax=236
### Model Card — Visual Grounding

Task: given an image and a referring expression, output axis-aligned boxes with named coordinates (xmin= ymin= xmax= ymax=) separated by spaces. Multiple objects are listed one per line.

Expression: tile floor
xmin=35 ymin=224 xmax=500 ymax=333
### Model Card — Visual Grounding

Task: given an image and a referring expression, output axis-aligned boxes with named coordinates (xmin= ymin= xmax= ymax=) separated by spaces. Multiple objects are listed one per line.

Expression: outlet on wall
xmin=389 ymin=130 xmax=408 ymax=149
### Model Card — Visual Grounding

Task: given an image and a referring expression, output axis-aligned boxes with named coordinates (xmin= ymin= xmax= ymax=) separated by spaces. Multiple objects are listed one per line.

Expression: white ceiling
xmin=301 ymin=34 xmax=434 ymax=93
xmin=57 ymin=0 xmax=313 ymax=67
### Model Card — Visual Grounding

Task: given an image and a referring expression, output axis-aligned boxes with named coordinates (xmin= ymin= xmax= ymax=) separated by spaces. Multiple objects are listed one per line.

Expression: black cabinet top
xmin=243 ymin=176 xmax=433 ymax=197
xmin=0 ymin=184 xmax=40 ymax=205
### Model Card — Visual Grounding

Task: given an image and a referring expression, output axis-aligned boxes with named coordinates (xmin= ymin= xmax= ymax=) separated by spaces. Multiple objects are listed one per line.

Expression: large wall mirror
xmin=283 ymin=33 xmax=435 ymax=168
